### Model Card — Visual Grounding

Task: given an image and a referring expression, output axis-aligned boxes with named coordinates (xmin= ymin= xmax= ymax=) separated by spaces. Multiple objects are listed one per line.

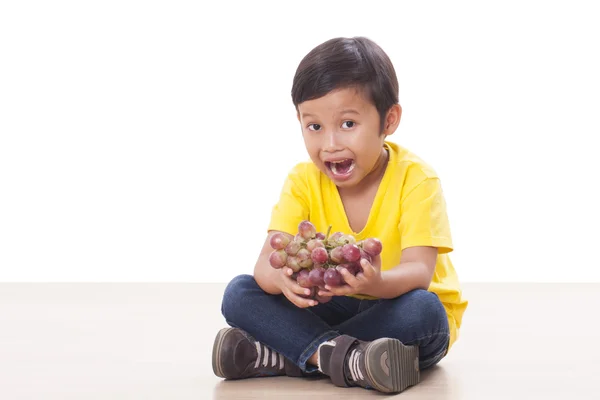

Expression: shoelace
xmin=254 ymin=341 xmax=285 ymax=369
xmin=348 ymin=348 xmax=365 ymax=381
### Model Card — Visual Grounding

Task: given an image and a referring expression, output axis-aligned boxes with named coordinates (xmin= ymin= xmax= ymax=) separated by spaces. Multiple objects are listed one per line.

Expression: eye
xmin=308 ymin=124 xmax=321 ymax=131
xmin=342 ymin=121 xmax=355 ymax=129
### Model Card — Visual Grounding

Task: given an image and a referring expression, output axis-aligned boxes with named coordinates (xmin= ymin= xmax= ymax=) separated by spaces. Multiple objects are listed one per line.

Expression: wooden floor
xmin=0 ymin=282 xmax=598 ymax=399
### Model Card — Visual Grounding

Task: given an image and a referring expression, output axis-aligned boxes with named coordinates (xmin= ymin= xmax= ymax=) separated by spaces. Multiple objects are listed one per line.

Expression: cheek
xmin=303 ymin=138 xmax=321 ymax=160
xmin=356 ymin=142 xmax=380 ymax=169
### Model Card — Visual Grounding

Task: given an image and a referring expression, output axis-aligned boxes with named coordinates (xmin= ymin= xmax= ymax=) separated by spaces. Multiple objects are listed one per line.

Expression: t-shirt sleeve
xmin=398 ymin=176 xmax=453 ymax=254
xmin=267 ymin=164 xmax=310 ymax=236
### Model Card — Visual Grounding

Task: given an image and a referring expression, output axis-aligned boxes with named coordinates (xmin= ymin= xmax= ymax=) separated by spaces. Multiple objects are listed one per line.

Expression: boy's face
xmin=296 ymin=87 xmax=401 ymax=190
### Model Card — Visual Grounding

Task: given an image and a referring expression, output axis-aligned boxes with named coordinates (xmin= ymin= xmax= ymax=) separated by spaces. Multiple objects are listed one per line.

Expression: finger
xmin=323 ymin=284 xmax=353 ymax=296
xmin=317 ymin=289 xmax=334 ymax=297
xmin=360 ymin=259 xmax=376 ymax=278
xmin=354 ymin=272 xmax=367 ymax=286
xmin=314 ymin=294 xmax=332 ymax=303
xmin=363 ymin=262 xmax=380 ymax=279
xmin=285 ymin=276 xmax=313 ymax=297
xmin=371 ymin=254 xmax=382 ymax=269
xmin=317 ymin=284 xmax=335 ymax=297
xmin=339 ymin=267 xmax=360 ymax=286
xmin=284 ymin=271 xmax=316 ymax=297
xmin=285 ymin=288 xmax=317 ymax=308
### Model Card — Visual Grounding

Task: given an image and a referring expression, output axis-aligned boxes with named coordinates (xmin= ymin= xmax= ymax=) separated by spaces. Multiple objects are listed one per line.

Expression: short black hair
xmin=291 ymin=36 xmax=399 ymax=134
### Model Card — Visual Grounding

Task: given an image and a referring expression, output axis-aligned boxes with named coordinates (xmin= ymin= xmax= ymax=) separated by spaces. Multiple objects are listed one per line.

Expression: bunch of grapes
xmin=268 ymin=220 xmax=383 ymax=299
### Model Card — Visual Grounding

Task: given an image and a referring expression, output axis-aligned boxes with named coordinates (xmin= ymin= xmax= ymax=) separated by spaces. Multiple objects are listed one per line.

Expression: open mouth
xmin=325 ymin=159 xmax=355 ymax=177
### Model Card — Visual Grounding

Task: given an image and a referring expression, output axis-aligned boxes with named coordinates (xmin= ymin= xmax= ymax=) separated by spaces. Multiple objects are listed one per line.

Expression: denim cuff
xmin=297 ymin=330 xmax=340 ymax=373
xmin=420 ymin=333 xmax=450 ymax=369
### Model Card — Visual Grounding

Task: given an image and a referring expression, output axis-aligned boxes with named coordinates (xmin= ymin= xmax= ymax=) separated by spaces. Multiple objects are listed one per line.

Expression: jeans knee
xmin=402 ymin=289 xmax=449 ymax=334
xmin=221 ymin=274 xmax=257 ymax=322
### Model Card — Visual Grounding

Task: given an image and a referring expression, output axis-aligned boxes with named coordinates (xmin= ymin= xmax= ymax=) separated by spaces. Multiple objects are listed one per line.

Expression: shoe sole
xmin=364 ymin=338 xmax=420 ymax=393
xmin=212 ymin=327 xmax=234 ymax=378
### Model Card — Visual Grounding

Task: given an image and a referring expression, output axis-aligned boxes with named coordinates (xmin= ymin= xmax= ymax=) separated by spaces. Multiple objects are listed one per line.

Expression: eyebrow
xmin=301 ymin=109 xmax=361 ymax=119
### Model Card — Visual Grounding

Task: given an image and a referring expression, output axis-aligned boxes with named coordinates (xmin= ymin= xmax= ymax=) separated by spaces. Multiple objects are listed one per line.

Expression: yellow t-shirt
xmin=268 ymin=140 xmax=468 ymax=350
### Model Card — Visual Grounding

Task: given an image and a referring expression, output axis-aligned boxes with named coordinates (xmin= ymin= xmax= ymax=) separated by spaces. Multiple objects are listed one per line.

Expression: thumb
xmin=367 ymin=254 xmax=381 ymax=269
xmin=359 ymin=258 xmax=374 ymax=276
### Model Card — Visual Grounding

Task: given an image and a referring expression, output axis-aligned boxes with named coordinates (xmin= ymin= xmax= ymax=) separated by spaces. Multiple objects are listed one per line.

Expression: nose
xmin=323 ymin=129 xmax=344 ymax=153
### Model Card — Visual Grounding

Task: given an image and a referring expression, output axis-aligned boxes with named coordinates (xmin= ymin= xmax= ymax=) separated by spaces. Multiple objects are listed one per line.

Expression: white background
xmin=1 ymin=1 xmax=599 ymax=282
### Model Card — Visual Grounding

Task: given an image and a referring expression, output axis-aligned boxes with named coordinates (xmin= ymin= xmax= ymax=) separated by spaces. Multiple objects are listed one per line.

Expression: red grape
xmin=359 ymin=248 xmax=372 ymax=263
xmin=287 ymin=256 xmax=301 ymax=272
xmin=301 ymin=286 xmax=318 ymax=299
xmin=335 ymin=265 xmax=347 ymax=281
xmin=268 ymin=224 xmax=374 ymax=293
xmin=339 ymin=234 xmax=356 ymax=245
xmin=345 ymin=261 xmax=362 ymax=275
xmin=298 ymin=220 xmax=317 ymax=240
xmin=306 ymin=239 xmax=325 ymax=252
xmin=285 ymin=240 xmax=301 ymax=256
xmin=297 ymin=248 xmax=313 ymax=268
xmin=269 ymin=250 xmax=287 ymax=269
xmin=330 ymin=232 xmax=343 ymax=240
xmin=362 ymin=238 xmax=383 ymax=256
xmin=308 ymin=267 xmax=326 ymax=286
xmin=311 ymin=247 xmax=328 ymax=264
xmin=327 ymin=232 xmax=343 ymax=246
xmin=324 ymin=268 xmax=343 ymax=287
xmin=296 ymin=269 xmax=312 ymax=288
xmin=342 ymin=244 xmax=361 ymax=262
xmin=270 ymin=232 xmax=291 ymax=250
xmin=329 ymin=246 xmax=344 ymax=264
xmin=297 ymin=248 xmax=310 ymax=259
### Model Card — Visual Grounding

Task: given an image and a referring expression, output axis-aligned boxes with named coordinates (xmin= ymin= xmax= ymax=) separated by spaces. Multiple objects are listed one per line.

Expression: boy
xmin=211 ymin=36 xmax=468 ymax=394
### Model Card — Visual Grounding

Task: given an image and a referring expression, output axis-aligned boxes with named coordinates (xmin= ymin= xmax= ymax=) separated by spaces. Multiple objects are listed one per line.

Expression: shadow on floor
xmin=212 ymin=364 xmax=452 ymax=399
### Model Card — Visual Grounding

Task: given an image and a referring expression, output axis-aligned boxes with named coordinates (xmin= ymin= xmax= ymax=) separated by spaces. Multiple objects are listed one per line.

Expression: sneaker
xmin=317 ymin=334 xmax=420 ymax=393
xmin=212 ymin=327 xmax=303 ymax=379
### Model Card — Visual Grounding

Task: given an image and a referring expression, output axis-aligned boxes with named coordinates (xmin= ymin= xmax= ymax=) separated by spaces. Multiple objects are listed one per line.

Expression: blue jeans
xmin=221 ymin=274 xmax=450 ymax=373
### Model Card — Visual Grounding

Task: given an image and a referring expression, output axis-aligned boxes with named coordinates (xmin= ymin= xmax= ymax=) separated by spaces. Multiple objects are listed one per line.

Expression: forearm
xmin=253 ymin=255 xmax=283 ymax=295
xmin=365 ymin=261 xmax=433 ymax=299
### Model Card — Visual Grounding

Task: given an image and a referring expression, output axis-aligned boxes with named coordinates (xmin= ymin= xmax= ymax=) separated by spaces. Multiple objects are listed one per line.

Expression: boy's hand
xmin=318 ymin=255 xmax=383 ymax=298
xmin=275 ymin=267 xmax=319 ymax=308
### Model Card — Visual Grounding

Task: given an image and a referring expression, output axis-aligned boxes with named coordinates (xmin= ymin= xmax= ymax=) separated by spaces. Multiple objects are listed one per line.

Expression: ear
xmin=382 ymin=104 xmax=402 ymax=136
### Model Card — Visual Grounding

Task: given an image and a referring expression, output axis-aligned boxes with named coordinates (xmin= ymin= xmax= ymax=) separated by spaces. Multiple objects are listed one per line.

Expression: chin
xmin=330 ymin=173 xmax=363 ymax=188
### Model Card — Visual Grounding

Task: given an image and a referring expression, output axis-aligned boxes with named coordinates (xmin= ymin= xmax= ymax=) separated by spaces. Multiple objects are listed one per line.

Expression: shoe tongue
xmin=237 ymin=339 xmax=260 ymax=368
xmin=318 ymin=335 xmax=359 ymax=387
xmin=317 ymin=342 xmax=336 ymax=374
xmin=344 ymin=347 xmax=363 ymax=383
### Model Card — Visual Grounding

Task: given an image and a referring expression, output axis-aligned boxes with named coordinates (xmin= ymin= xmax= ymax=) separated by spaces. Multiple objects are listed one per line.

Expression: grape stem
xmin=325 ymin=225 xmax=332 ymax=240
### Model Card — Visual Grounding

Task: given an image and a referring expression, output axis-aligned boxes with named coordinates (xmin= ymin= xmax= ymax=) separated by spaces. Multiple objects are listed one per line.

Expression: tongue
xmin=335 ymin=159 xmax=353 ymax=174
